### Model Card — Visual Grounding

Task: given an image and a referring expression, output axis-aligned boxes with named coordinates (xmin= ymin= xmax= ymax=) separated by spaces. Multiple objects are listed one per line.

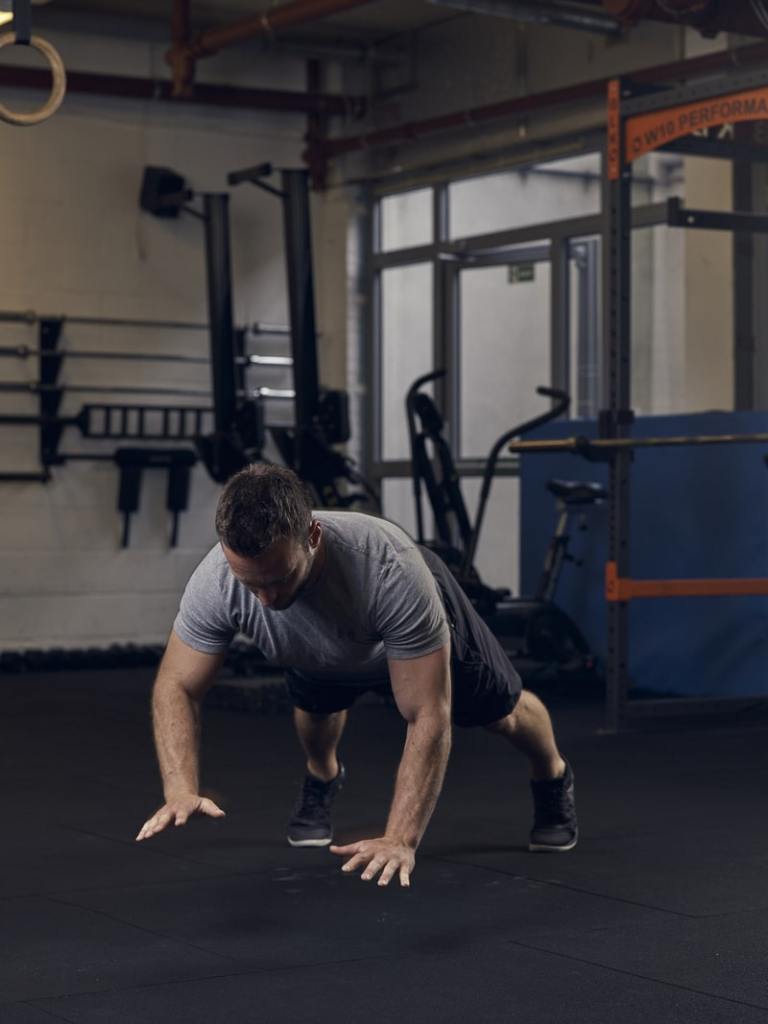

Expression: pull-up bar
xmin=507 ymin=432 xmax=768 ymax=455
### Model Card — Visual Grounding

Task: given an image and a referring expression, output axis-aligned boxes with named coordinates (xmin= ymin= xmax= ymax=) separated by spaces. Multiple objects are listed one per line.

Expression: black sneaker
xmin=286 ymin=763 xmax=346 ymax=848
xmin=529 ymin=760 xmax=578 ymax=853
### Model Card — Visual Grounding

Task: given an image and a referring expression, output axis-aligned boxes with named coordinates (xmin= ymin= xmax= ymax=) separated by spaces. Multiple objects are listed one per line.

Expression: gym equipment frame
xmin=533 ymin=67 xmax=768 ymax=732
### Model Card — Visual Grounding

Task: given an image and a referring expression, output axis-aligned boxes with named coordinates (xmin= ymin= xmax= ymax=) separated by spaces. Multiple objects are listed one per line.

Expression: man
xmin=136 ymin=463 xmax=577 ymax=888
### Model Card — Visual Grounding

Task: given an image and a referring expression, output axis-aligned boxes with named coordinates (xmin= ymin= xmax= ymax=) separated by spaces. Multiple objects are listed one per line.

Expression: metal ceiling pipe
xmin=428 ymin=0 xmax=623 ymax=36
xmin=595 ymin=0 xmax=768 ymax=37
xmin=0 ymin=64 xmax=365 ymax=116
xmin=171 ymin=0 xmax=190 ymax=46
xmin=316 ymin=38 xmax=768 ymax=159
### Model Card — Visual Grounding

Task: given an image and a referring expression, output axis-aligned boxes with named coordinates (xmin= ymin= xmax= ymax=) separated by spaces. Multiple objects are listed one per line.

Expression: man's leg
xmin=483 ymin=690 xmax=565 ymax=781
xmin=484 ymin=690 xmax=577 ymax=853
xmin=287 ymin=708 xmax=348 ymax=847
xmin=293 ymin=707 xmax=347 ymax=782
xmin=414 ymin=545 xmax=576 ymax=851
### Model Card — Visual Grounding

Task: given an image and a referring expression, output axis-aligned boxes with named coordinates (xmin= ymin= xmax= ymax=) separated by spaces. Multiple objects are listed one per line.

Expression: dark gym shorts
xmin=285 ymin=545 xmax=522 ymax=729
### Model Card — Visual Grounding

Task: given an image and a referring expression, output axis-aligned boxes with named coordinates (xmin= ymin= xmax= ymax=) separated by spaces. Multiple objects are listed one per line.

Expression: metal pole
xmin=550 ymin=236 xmax=570 ymax=396
xmin=0 ymin=346 xmax=210 ymax=365
xmin=428 ymin=0 xmax=622 ymax=35
xmin=0 ymin=310 xmax=210 ymax=330
xmin=39 ymin=318 xmax=63 ymax=472
xmin=0 ymin=382 xmax=211 ymax=398
xmin=281 ymin=169 xmax=320 ymax=471
xmin=203 ymin=193 xmax=238 ymax=435
xmin=603 ymin=79 xmax=633 ymax=734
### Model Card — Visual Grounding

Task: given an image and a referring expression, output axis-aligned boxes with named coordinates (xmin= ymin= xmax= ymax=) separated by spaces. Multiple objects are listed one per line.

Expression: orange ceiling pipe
xmin=181 ymin=0 xmax=378 ymax=60
xmin=170 ymin=0 xmax=193 ymax=93
xmin=168 ymin=0 xmax=378 ymax=94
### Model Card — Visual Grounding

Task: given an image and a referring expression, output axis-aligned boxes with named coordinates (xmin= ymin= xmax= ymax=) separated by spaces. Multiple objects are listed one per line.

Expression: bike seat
xmin=546 ymin=479 xmax=607 ymax=505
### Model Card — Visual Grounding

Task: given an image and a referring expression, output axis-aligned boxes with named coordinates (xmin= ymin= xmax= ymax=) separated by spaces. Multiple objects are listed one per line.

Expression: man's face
xmin=222 ymin=526 xmax=321 ymax=612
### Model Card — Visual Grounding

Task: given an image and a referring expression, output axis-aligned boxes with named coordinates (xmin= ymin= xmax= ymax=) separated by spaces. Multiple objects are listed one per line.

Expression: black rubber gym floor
xmin=4 ymin=669 xmax=768 ymax=1023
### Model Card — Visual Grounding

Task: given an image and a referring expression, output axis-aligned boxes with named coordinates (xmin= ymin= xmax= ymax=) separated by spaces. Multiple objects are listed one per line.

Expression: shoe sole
xmin=287 ymin=836 xmax=332 ymax=848
xmin=528 ymin=836 xmax=578 ymax=853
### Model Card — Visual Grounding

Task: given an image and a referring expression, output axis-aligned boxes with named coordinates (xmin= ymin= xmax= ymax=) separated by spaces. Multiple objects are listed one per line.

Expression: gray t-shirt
xmin=173 ymin=510 xmax=450 ymax=684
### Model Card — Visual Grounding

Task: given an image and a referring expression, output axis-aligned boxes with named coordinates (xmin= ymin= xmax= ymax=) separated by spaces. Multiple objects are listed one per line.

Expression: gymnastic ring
xmin=0 ymin=32 xmax=67 ymax=126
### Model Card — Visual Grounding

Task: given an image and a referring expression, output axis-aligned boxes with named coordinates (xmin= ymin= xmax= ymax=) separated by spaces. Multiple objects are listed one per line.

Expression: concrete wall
xmin=0 ymin=21 xmax=312 ymax=651
xmin=339 ymin=17 xmax=684 ymax=183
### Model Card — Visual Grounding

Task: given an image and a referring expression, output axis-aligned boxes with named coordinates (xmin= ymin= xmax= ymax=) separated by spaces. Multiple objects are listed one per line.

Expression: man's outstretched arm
xmin=136 ymin=632 xmax=227 ymax=841
xmin=330 ymin=643 xmax=452 ymax=887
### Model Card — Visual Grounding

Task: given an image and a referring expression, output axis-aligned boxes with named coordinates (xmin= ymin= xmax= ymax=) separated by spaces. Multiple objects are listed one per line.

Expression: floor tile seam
xmin=695 ymin=904 xmax=768 ymax=921
xmin=6 ymin=861 xmax=284 ymax=901
xmin=53 ymin=822 xmax=297 ymax=878
xmin=26 ymin=952 xmax=407 ymax=1007
xmin=422 ymin=853 xmax=697 ymax=919
xmin=57 ymin=824 xmax=226 ymax=864
xmin=11 ymin=1001 xmax=76 ymax=1023
xmin=0 ymin=870 xmax=252 ymax=903
xmin=42 ymin=893 xmax=244 ymax=966
xmin=504 ymin=938 xmax=768 ymax=1013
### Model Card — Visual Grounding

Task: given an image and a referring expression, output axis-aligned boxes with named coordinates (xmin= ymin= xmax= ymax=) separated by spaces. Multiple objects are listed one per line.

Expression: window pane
xmin=380 ymin=262 xmax=433 ymax=460
xmin=632 ymin=225 xmax=685 ymax=415
xmin=381 ymin=475 xmax=518 ymax=592
xmin=379 ymin=188 xmax=432 ymax=252
xmin=461 ymin=475 xmax=520 ymax=593
xmin=459 ymin=260 xmax=551 ymax=458
xmin=449 ymin=154 xmax=601 ymax=241
xmin=380 ymin=477 xmax=424 ymax=540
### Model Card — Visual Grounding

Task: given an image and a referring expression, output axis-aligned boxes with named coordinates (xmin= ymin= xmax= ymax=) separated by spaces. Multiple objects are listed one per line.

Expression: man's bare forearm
xmin=152 ymin=676 xmax=202 ymax=799
xmin=385 ymin=717 xmax=451 ymax=849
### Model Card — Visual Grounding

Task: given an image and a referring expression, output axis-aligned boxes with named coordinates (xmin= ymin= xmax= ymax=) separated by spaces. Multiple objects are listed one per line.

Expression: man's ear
xmin=308 ymin=519 xmax=322 ymax=551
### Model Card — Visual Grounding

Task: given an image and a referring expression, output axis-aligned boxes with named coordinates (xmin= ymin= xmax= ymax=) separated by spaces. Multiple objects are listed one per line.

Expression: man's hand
xmin=330 ymin=837 xmax=415 ymax=887
xmin=135 ymin=794 xmax=225 ymax=841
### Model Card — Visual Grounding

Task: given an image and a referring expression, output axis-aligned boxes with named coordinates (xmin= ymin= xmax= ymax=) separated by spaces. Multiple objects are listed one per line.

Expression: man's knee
xmin=482 ymin=692 xmax=529 ymax=734
xmin=483 ymin=710 xmax=516 ymax=735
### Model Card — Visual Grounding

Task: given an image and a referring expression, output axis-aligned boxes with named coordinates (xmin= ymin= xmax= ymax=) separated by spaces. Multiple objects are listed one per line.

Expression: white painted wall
xmin=681 ymin=30 xmax=734 ymax=413
xmin=0 ymin=23 xmax=311 ymax=650
xmin=683 ymin=156 xmax=734 ymax=411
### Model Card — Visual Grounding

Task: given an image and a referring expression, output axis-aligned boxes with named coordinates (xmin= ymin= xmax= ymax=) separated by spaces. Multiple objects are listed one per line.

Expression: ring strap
xmin=12 ymin=0 xmax=31 ymax=45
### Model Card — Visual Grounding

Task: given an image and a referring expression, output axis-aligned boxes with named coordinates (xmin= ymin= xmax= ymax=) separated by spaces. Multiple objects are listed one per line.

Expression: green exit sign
xmin=508 ymin=263 xmax=535 ymax=284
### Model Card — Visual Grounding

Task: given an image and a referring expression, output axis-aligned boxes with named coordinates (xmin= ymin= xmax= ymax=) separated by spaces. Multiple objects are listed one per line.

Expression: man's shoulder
xmin=315 ymin=510 xmax=418 ymax=562
xmin=187 ymin=543 xmax=229 ymax=592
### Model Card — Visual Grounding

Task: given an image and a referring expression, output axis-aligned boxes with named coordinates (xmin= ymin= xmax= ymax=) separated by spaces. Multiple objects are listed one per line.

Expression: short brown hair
xmin=215 ymin=463 xmax=313 ymax=557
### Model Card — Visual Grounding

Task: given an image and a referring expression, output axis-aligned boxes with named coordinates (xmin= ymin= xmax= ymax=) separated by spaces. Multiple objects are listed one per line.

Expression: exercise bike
xmin=406 ymin=370 xmax=605 ymax=686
